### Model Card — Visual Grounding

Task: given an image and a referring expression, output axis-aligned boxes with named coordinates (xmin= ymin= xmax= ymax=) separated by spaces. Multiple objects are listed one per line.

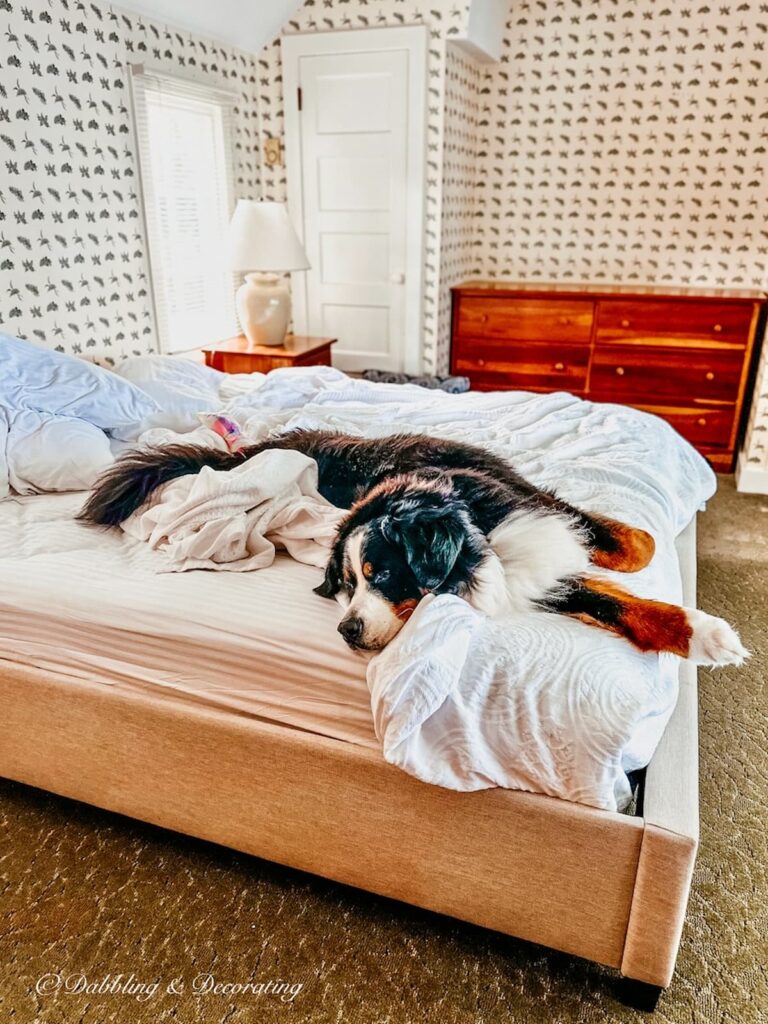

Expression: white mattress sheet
xmin=0 ymin=492 xmax=377 ymax=746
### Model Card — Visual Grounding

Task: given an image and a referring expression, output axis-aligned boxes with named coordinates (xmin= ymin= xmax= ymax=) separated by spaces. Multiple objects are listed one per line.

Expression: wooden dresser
xmin=451 ymin=282 xmax=765 ymax=470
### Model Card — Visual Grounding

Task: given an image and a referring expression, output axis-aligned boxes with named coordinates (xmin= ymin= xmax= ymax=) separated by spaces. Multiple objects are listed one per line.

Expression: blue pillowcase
xmin=0 ymin=334 xmax=158 ymax=431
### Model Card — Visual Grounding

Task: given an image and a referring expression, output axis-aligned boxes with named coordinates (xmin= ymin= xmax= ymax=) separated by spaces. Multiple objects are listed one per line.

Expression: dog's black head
xmin=315 ymin=476 xmax=486 ymax=651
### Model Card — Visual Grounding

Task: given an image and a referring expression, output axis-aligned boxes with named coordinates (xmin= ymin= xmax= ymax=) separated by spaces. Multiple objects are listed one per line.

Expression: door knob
xmin=391 ymin=271 xmax=405 ymax=284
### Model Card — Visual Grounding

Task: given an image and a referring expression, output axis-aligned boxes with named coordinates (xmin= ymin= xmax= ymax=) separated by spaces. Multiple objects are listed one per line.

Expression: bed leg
xmin=617 ymin=977 xmax=664 ymax=1012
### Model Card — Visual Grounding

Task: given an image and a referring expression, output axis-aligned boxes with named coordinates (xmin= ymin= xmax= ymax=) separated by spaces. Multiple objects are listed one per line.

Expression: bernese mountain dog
xmin=78 ymin=430 xmax=747 ymax=666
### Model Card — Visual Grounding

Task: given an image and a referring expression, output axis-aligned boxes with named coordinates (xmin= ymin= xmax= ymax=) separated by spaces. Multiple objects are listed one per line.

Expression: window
xmin=131 ymin=67 xmax=237 ymax=353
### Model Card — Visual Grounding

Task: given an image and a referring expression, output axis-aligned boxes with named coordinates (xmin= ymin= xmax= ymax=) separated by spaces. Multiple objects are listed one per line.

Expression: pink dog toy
xmin=202 ymin=414 xmax=249 ymax=453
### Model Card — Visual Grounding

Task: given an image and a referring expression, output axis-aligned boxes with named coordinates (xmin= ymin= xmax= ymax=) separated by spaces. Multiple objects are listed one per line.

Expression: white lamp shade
xmin=227 ymin=199 xmax=310 ymax=272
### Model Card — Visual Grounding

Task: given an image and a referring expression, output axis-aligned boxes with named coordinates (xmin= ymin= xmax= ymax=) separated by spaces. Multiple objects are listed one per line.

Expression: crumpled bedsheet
xmin=122 ymin=448 xmax=342 ymax=573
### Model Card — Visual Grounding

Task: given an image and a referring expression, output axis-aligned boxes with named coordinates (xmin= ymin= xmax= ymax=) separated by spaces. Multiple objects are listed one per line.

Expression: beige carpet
xmin=1 ymin=477 xmax=766 ymax=1024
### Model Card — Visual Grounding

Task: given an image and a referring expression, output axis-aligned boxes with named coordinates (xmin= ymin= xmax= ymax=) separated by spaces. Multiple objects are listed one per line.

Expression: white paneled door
xmin=283 ymin=29 xmax=427 ymax=374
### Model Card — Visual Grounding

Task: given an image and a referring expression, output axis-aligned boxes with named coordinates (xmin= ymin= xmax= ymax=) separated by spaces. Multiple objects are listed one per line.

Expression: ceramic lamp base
xmin=235 ymin=272 xmax=290 ymax=348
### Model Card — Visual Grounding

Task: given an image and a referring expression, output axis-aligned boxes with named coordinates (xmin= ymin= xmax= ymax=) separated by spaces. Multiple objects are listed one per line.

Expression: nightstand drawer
xmin=454 ymin=341 xmax=589 ymax=392
xmin=456 ymin=297 xmax=594 ymax=343
xmin=596 ymin=300 xmax=754 ymax=345
xmin=590 ymin=345 xmax=743 ymax=403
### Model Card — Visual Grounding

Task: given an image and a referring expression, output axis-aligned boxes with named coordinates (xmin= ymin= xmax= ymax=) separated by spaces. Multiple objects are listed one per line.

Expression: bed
xmin=0 ymin=360 xmax=711 ymax=1010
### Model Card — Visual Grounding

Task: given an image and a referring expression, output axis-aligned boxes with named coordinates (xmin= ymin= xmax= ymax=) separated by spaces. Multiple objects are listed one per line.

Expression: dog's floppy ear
xmin=383 ymin=503 xmax=468 ymax=592
xmin=314 ymin=536 xmax=344 ymax=599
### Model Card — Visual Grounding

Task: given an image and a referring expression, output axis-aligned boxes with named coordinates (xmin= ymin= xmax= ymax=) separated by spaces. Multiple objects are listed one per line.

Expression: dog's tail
xmin=77 ymin=443 xmax=244 ymax=526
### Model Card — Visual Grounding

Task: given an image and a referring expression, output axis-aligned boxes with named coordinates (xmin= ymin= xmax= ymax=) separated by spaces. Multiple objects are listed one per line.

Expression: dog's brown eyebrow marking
xmin=362 ymin=561 xmax=374 ymax=579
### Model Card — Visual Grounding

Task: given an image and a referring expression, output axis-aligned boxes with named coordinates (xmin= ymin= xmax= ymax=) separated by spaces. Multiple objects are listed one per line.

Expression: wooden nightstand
xmin=202 ymin=334 xmax=337 ymax=374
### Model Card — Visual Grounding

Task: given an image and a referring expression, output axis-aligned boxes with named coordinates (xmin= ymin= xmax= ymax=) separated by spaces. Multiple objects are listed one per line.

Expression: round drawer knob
xmin=480 ymin=314 xmax=488 ymax=323
xmin=620 ymin=319 xmax=630 ymax=328
xmin=478 ymin=359 xmax=485 ymax=367
xmin=615 ymin=366 xmax=625 ymax=376
xmin=697 ymin=417 xmax=707 ymax=426
xmin=554 ymin=362 xmax=565 ymax=371
xmin=705 ymin=371 xmax=715 ymax=381
xmin=713 ymin=323 xmax=723 ymax=332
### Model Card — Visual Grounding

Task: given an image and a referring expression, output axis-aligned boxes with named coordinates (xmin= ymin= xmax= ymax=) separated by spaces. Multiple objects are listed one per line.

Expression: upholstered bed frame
xmin=0 ymin=521 xmax=700 ymax=1012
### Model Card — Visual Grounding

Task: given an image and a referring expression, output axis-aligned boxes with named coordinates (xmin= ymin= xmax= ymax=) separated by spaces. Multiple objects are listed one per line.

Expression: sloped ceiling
xmin=115 ymin=0 xmax=304 ymax=52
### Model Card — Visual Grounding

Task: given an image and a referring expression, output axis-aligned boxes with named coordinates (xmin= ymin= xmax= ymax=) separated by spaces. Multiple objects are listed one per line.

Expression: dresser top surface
xmin=452 ymin=280 xmax=766 ymax=302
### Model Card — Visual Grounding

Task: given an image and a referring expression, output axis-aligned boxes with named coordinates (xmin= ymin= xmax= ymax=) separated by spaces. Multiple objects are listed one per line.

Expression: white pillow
xmin=113 ymin=355 xmax=225 ymax=439
xmin=0 ymin=333 xmax=158 ymax=430
xmin=7 ymin=409 xmax=114 ymax=495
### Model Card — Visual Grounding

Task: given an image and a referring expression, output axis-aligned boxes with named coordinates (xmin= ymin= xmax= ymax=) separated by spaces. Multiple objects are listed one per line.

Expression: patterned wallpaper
xmin=466 ymin=0 xmax=768 ymax=477
xmin=742 ymin=338 xmax=768 ymax=475
xmin=472 ymin=0 xmax=768 ymax=289
xmin=257 ymin=0 xmax=471 ymax=374
xmin=437 ymin=42 xmax=483 ymax=373
xmin=0 ymin=0 xmax=259 ymax=365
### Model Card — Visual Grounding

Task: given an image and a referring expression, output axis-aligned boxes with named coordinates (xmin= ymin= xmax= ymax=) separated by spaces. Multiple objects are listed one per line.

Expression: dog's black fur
xmin=78 ymin=430 xmax=746 ymax=664
xmin=78 ymin=429 xmax=646 ymax=650
xmin=315 ymin=472 xmax=490 ymax=599
xmin=79 ymin=428 xmax=619 ymax=548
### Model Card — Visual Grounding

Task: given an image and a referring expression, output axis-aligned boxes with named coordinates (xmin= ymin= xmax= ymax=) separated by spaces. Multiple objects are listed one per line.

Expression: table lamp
xmin=227 ymin=200 xmax=310 ymax=348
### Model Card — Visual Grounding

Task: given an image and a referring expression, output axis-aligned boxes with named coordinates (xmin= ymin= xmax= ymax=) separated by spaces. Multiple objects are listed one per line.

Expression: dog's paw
xmin=684 ymin=608 xmax=750 ymax=667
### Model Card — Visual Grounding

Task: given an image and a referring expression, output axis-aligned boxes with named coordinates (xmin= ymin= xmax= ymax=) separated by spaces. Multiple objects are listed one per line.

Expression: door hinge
xmin=297 ymin=86 xmax=302 ymax=112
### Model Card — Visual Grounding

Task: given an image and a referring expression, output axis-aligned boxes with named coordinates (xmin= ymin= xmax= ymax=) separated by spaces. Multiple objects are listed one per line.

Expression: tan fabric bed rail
xmin=620 ymin=518 xmax=700 ymax=988
xmin=1 ymin=661 xmax=643 ymax=971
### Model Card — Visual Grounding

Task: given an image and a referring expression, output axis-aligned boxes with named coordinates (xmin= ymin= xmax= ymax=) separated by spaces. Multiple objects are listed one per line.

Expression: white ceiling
xmin=115 ymin=0 xmax=304 ymax=53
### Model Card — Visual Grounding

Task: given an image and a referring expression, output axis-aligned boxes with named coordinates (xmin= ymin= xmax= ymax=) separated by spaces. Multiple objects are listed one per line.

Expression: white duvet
xmin=111 ymin=361 xmax=717 ymax=812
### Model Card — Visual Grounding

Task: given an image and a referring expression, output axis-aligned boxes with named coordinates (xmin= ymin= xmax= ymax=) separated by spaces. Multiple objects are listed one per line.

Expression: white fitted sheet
xmin=0 ymin=491 xmax=376 ymax=746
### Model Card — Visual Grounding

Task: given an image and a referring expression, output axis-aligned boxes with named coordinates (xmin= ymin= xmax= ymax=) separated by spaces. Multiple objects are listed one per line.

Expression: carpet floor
xmin=1 ymin=477 xmax=766 ymax=1024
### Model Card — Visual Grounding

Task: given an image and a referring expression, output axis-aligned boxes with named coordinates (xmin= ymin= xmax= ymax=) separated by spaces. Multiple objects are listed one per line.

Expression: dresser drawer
xmin=596 ymin=300 xmax=754 ymax=345
xmin=456 ymin=297 xmax=594 ymax=343
xmin=630 ymin=404 xmax=736 ymax=449
xmin=454 ymin=341 xmax=589 ymax=393
xmin=589 ymin=345 xmax=743 ymax=403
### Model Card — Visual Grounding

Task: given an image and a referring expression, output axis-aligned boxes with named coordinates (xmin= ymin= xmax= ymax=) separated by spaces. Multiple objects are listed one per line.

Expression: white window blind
xmin=131 ymin=67 xmax=238 ymax=353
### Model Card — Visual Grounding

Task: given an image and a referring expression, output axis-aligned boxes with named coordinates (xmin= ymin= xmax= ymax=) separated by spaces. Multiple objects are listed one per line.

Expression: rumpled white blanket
xmin=122 ymin=448 xmax=343 ymax=572
xmin=368 ymin=594 xmax=669 ymax=809
xmin=115 ymin=361 xmax=718 ymax=811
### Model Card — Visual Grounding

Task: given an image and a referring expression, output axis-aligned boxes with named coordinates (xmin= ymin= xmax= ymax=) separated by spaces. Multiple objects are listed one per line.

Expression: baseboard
xmin=735 ymin=452 xmax=768 ymax=494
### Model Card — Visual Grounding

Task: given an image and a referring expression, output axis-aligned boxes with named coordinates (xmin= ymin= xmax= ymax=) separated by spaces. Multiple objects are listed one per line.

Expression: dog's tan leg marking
xmin=590 ymin=517 xmax=656 ymax=573
xmin=578 ymin=577 xmax=692 ymax=655
xmin=575 ymin=578 xmax=748 ymax=665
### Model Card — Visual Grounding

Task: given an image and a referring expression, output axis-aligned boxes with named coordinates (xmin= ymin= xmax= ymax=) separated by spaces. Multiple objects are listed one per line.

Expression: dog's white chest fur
xmin=470 ymin=510 xmax=590 ymax=618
